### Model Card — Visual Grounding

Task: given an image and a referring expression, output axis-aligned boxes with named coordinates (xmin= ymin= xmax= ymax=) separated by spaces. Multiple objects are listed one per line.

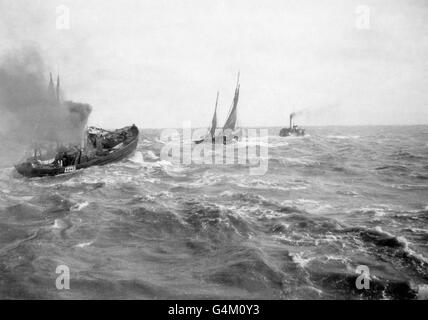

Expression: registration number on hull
xmin=64 ymin=166 xmax=76 ymax=173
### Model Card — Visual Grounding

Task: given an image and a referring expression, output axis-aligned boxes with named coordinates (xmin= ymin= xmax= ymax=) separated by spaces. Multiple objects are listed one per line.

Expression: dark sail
xmin=223 ymin=75 xmax=240 ymax=131
xmin=209 ymin=91 xmax=219 ymax=137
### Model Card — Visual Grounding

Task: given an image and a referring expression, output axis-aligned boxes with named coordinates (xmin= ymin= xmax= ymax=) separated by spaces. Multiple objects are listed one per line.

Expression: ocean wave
xmin=410 ymin=173 xmax=428 ymax=180
xmin=234 ymin=178 xmax=307 ymax=191
xmin=349 ymin=207 xmax=390 ymax=217
xmin=52 ymin=219 xmax=65 ymax=229
xmin=343 ymin=226 xmax=406 ymax=248
xmin=336 ymin=190 xmax=359 ymax=196
xmin=327 ymin=135 xmax=360 ymax=140
xmin=290 ymin=252 xmax=314 ymax=268
xmin=307 ymin=269 xmax=418 ymax=299
xmin=402 ymin=227 xmax=428 ymax=234
xmin=70 ymin=201 xmax=89 ymax=212
xmin=390 ymin=183 xmax=428 ymax=191
xmin=391 ymin=150 xmax=425 ymax=161
xmin=3 ymin=127 xmax=428 ymax=299
xmin=203 ymin=246 xmax=285 ymax=295
xmin=267 ymin=141 xmax=289 ymax=148
xmin=279 ymin=157 xmax=320 ymax=167
xmin=342 ymin=226 xmax=428 ymax=274
xmin=375 ymin=165 xmax=410 ymax=172
xmin=128 ymin=151 xmax=145 ymax=164
xmin=217 ymin=191 xmax=305 ymax=215
xmin=75 ymin=241 xmax=93 ymax=248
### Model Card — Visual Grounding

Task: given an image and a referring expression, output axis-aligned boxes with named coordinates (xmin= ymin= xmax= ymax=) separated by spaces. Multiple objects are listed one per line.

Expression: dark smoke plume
xmin=0 ymin=47 xmax=92 ymax=150
xmin=289 ymin=100 xmax=342 ymax=125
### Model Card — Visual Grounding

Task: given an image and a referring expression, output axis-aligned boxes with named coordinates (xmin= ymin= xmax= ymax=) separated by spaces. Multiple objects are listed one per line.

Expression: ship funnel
xmin=289 ymin=113 xmax=295 ymax=129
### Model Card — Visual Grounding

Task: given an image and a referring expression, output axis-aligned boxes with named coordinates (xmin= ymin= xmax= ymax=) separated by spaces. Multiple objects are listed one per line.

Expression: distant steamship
xmin=279 ymin=113 xmax=305 ymax=137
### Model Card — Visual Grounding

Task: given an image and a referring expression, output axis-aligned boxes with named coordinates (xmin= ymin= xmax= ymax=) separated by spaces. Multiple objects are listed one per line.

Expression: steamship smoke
xmin=288 ymin=100 xmax=342 ymax=125
xmin=0 ymin=47 xmax=92 ymax=148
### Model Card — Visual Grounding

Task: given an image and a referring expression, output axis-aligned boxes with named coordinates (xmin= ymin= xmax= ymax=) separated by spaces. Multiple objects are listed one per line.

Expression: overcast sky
xmin=1 ymin=0 xmax=427 ymax=128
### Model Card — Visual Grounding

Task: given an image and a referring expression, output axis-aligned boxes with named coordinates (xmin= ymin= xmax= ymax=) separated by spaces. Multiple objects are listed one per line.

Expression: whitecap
xmin=353 ymin=207 xmax=388 ymax=216
xmin=325 ymin=255 xmax=350 ymax=263
xmin=75 ymin=241 xmax=93 ymax=248
xmin=371 ymin=227 xmax=428 ymax=265
xmin=129 ymin=151 xmax=145 ymax=164
xmin=52 ymin=219 xmax=64 ymax=229
xmin=374 ymin=226 xmax=394 ymax=237
xmin=402 ymin=241 xmax=428 ymax=265
xmin=70 ymin=201 xmax=89 ymax=212
xmin=290 ymin=252 xmax=314 ymax=268
xmin=406 ymin=227 xmax=428 ymax=234
xmin=146 ymin=150 xmax=159 ymax=160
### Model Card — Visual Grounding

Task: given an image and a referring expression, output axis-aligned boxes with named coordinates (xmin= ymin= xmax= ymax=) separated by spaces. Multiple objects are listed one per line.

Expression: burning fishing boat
xmin=14 ymin=74 xmax=139 ymax=178
xmin=279 ymin=113 xmax=305 ymax=137
xmin=194 ymin=73 xmax=241 ymax=145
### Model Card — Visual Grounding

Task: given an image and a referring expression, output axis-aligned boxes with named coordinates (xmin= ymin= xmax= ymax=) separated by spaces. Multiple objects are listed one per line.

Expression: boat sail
xmin=194 ymin=73 xmax=241 ymax=144
xmin=220 ymin=73 xmax=240 ymax=144
xmin=194 ymin=92 xmax=219 ymax=144
xmin=209 ymin=91 xmax=219 ymax=137
xmin=223 ymin=74 xmax=240 ymax=132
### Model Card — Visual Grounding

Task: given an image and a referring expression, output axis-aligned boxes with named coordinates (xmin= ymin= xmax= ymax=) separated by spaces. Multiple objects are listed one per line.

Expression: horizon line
xmin=133 ymin=124 xmax=428 ymax=130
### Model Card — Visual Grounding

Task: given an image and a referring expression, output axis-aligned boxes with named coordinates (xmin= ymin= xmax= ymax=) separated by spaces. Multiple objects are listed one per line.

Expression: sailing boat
xmin=221 ymin=72 xmax=241 ymax=144
xmin=194 ymin=91 xmax=219 ymax=144
xmin=194 ymin=73 xmax=241 ymax=145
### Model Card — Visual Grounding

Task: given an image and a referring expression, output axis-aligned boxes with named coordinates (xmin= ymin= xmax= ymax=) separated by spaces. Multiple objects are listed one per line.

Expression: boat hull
xmin=15 ymin=126 xmax=139 ymax=178
xmin=193 ymin=133 xmax=240 ymax=145
xmin=279 ymin=128 xmax=305 ymax=137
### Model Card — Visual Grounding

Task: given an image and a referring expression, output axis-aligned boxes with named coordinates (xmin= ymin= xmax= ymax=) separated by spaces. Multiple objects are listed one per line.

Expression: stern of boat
xmin=14 ymin=162 xmax=34 ymax=177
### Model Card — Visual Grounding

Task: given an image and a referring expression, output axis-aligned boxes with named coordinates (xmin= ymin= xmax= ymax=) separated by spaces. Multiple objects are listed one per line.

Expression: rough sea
xmin=0 ymin=126 xmax=427 ymax=299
